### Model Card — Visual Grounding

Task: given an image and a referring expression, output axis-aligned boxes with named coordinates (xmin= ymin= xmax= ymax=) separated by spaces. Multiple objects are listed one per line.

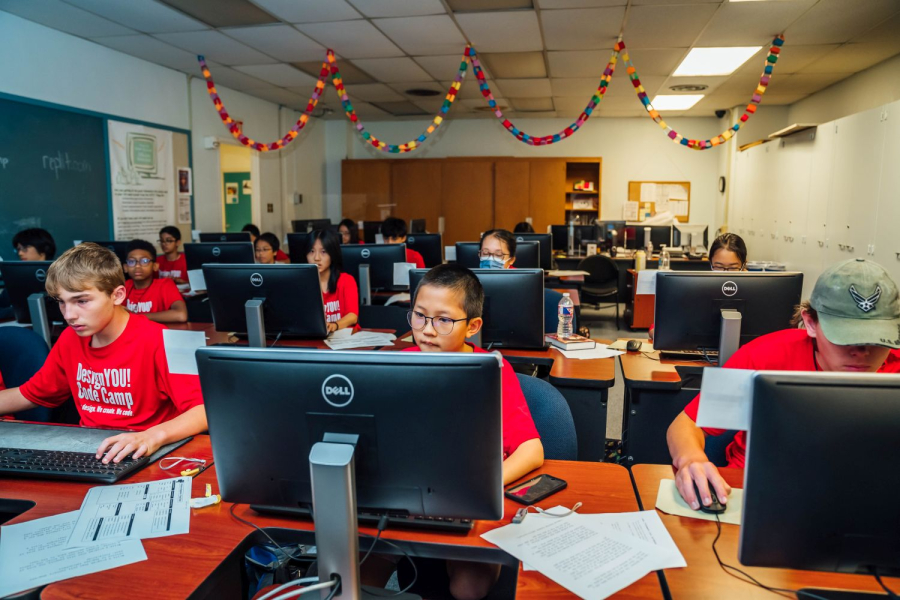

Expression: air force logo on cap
xmin=850 ymin=285 xmax=881 ymax=313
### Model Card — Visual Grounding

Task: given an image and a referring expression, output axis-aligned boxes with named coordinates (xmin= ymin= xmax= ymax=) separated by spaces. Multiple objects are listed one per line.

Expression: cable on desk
xmin=874 ymin=568 xmax=899 ymax=599
xmin=228 ymin=503 xmax=308 ymax=561
xmin=359 ymin=515 xmax=389 ymax=567
xmin=257 ymin=577 xmax=318 ymax=600
xmin=268 ymin=578 xmax=338 ymax=600
xmin=359 ymin=531 xmax=419 ymax=597
xmin=270 ymin=331 xmax=283 ymax=347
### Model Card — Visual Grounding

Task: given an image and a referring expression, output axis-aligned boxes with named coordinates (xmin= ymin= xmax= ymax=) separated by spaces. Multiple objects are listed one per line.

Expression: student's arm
xmin=0 ymin=387 xmax=40 ymax=416
xmin=145 ymin=300 xmax=188 ymax=323
xmin=96 ymin=405 xmax=207 ymax=463
xmin=502 ymin=438 xmax=544 ymax=485
xmin=330 ymin=312 xmax=358 ymax=333
xmin=667 ymin=411 xmax=731 ymax=509
xmin=329 ymin=273 xmax=359 ymax=332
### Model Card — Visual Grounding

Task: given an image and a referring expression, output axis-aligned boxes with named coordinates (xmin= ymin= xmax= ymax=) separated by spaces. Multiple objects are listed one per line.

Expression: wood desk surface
xmin=5 ymin=436 xmax=662 ymax=599
xmin=619 ymin=349 xmax=707 ymax=390
xmin=502 ymin=340 xmax=616 ymax=389
xmin=631 ymin=464 xmax=900 ymax=599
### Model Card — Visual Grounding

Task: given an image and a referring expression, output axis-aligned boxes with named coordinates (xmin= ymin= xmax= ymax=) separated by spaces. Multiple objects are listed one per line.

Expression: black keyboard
xmin=0 ymin=447 xmax=151 ymax=483
xmin=659 ymin=349 xmax=719 ymax=363
xmin=251 ymin=504 xmax=474 ymax=533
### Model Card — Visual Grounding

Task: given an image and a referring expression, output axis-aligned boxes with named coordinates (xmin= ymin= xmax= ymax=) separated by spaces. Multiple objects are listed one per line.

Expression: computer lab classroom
xmin=1 ymin=0 xmax=900 ymax=599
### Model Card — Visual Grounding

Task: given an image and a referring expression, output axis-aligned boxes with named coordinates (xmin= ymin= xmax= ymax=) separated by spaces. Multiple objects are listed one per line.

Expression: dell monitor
xmin=84 ymin=241 xmax=130 ymax=265
xmin=513 ymin=233 xmax=553 ymax=270
xmin=287 ymin=232 xmax=312 ymax=264
xmin=405 ymin=233 xmax=442 ymax=268
xmin=203 ymin=264 xmax=327 ymax=346
xmin=654 ymin=271 xmax=803 ymax=364
xmin=550 ymin=225 xmax=597 ymax=254
xmin=455 ymin=241 xmax=538 ymax=270
xmin=292 ymin=219 xmax=331 ymax=233
xmin=410 ymin=268 xmax=545 ymax=350
xmin=597 ymin=221 xmax=626 ymax=247
xmin=455 ymin=242 xmax=481 ymax=269
xmin=342 ymin=243 xmax=407 ymax=291
xmin=409 ymin=219 xmax=427 ymax=234
xmin=741 ymin=371 xmax=900 ymax=581
xmin=199 ymin=232 xmax=251 ymax=243
xmin=638 ymin=225 xmax=672 ymax=250
xmin=0 ymin=261 xmax=63 ymax=325
xmin=672 ymin=224 xmax=709 ymax=249
xmin=362 ymin=221 xmax=383 ymax=244
xmin=183 ymin=242 xmax=255 ymax=271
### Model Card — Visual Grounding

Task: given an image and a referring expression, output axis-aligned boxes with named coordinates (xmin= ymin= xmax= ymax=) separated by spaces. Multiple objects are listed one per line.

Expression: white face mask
xmin=479 ymin=257 xmax=506 ymax=269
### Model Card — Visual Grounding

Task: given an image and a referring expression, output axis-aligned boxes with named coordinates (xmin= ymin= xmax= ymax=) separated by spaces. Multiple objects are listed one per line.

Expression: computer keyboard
xmin=659 ymin=349 xmax=719 ymax=363
xmin=251 ymin=504 xmax=474 ymax=533
xmin=0 ymin=447 xmax=151 ymax=483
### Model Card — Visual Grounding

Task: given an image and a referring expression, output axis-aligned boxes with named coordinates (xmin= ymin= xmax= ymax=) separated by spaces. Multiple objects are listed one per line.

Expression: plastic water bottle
xmin=557 ymin=293 xmax=574 ymax=338
xmin=659 ymin=248 xmax=671 ymax=271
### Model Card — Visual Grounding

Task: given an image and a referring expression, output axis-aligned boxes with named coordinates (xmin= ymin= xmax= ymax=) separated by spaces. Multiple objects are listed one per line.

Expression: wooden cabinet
xmin=494 ymin=159 xmax=530 ymax=228
xmin=341 ymin=160 xmax=391 ymax=222
xmin=441 ymin=159 xmax=494 ymax=246
xmin=392 ymin=160 xmax=442 ymax=234
xmin=529 ymin=159 xmax=566 ymax=233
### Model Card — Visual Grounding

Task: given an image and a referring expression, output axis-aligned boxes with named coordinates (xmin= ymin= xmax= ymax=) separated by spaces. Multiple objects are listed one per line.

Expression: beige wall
xmin=219 ymin=144 xmax=251 ymax=172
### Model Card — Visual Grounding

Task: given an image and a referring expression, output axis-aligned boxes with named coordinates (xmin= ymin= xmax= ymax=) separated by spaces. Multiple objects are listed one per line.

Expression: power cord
xmin=874 ymin=568 xmax=899 ymax=599
xmin=267 ymin=578 xmax=339 ymax=600
xmin=228 ymin=503 xmax=308 ymax=561
xmin=257 ymin=577 xmax=319 ymax=600
xmin=358 ymin=530 xmax=419 ymax=597
xmin=359 ymin=515 xmax=389 ymax=567
xmin=270 ymin=331 xmax=283 ymax=347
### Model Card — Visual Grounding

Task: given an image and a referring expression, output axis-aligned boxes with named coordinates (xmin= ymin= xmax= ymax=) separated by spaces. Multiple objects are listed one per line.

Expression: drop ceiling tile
xmin=248 ymin=87 xmax=309 ymax=108
xmin=64 ymin=0 xmax=208 ymax=33
xmin=222 ymin=25 xmax=325 ymax=62
xmin=204 ymin=61 xmax=276 ymax=90
xmin=388 ymin=81 xmax=448 ymax=96
xmin=351 ymin=57 xmax=433 ymax=83
xmin=852 ymin=11 xmax=900 ymax=45
xmin=541 ymin=7 xmax=625 ymax=50
xmin=783 ymin=0 xmax=900 ymax=45
xmin=234 ymin=64 xmax=318 ymax=87
xmin=344 ymin=99 xmax=391 ymax=117
xmin=496 ymin=78 xmax=553 ymax=98
xmin=448 ymin=0 xmax=533 ymax=10
xmin=538 ymin=0 xmax=626 ymax=7
xmin=631 ymin=0 xmax=721 ymax=4
xmin=623 ymin=47 xmax=687 ymax=76
xmin=547 ymin=50 xmax=606 ymax=77
xmin=416 ymin=55 xmax=471 ymax=80
xmin=409 ymin=97 xmax=446 ymax=113
xmin=604 ymin=74 xmax=666 ymax=98
xmin=348 ymin=0 xmax=445 ymax=18
xmin=372 ymin=15 xmax=467 ymax=56
xmin=756 ymin=91 xmax=810 ymax=105
xmin=342 ymin=83 xmax=405 ymax=102
xmin=800 ymin=43 xmax=900 ymax=74
xmin=295 ymin=20 xmax=404 ymax=58
xmin=461 ymin=98 xmax=509 ymax=110
xmin=552 ymin=96 xmax=591 ymax=114
xmin=662 ymin=74 xmax=730 ymax=93
xmin=92 ymin=34 xmax=203 ymax=71
xmin=510 ymin=110 xmax=559 ymax=118
xmin=695 ymin=1 xmax=814 ymax=47
xmin=160 ymin=0 xmax=277 ymax=28
xmin=249 ymin=0 xmax=361 ymax=22
xmin=455 ymin=11 xmax=543 ymax=53
xmin=766 ymin=72 xmax=853 ymax=94
xmin=154 ymin=30 xmax=278 ymax=65
xmin=761 ymin=44 xmax=840 ymax=74
xmin=510 ymin=97 xmax=555 ymax=111
xmin=692 ymin=93 xmax=753 ymax=112
xmin=371 ymin=100 xmax=429 ymax=116
xmin=625 ymin=4 xmax=719 ymax=49
xmin=293 ymin=59 xmax=376 ymax=84
xmin=0 ymin=0 xmax=135 ymax=37
xmin=551 ymin=77 xmax=601 ymax=97
xmin=480 ymin=52 xmax=547 ymax=78
xmin=445 ymin=80 xmax=498 ymax=99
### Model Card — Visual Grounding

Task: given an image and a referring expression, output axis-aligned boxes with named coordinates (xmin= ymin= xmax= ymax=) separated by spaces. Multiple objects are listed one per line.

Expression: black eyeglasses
xmin=407 ymin=310 xmax=468 ymax=336
xmin=125 ymin=257 xmax=153 ymax=267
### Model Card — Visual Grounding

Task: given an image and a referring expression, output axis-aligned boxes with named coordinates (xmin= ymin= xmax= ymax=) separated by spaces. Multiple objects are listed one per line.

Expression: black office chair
xmin=0 ymin=327 xmax=60 ymax=422
xmin=577 ymin=254 xmax=620 ymax=329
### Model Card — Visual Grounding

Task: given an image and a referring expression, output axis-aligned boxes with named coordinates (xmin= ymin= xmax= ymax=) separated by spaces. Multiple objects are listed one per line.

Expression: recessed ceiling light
xmin=651 ymin=95 xmax=704 ymax=111
xmin=405 ymin=88 xmax=441 ymax=97
xmin=669 ymin=84 xmax=708 ymax=92
xmin=673 ymin=47 xmax=761 ymax=77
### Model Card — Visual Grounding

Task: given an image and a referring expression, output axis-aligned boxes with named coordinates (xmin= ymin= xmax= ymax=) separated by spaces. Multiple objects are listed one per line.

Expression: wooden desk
xmin=4 ymin=436 xmax=662 ymax=599
xmin=631 ymin=465 xmax=900 ymax=599
xmin=618 ymin=350 xmax=708 ymax=465
xmin=167 ymin=322 xmax=396 ymax=349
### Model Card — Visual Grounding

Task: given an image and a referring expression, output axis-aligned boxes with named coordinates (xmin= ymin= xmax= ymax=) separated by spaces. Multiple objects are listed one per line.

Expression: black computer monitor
xmin=410 ymin=268 xmax=545 ymax=350
xmin=405 ymin=233 xmax=442 ymax=268
xmin=84 ymin=241 xmax=130 ymax=265
xmin=341 ymin=243 xmax=407 ymax=291
xmin=183 ymin=242 xmax=255 ymax=271
xmin=455 ymin=242 xmax=481 ymax=269
xmin=741 ymin=371 xmax=900 ymax=579
xmin=550 ymin=225 xmax=597 ymax=253
xmin=197 ymin=346 xmax=503 ymax=519
xmin=287 ymin=232 xmax=311 ymax=264
xmin=409 ymin=219 xmax=427 ymax=234
xmin=203 ymin=264 xmax=327 ymax=338
xmin=597 ymin=221 xmax=626 ymax=246
xmin=653 ymin=272 xmax=803 ymax=358
xmin=513 ymin=233 xmax=553 ymax=270
xmin=199 ymin=232 xmax=252 ymax=243
xmin=512 ymin=241 xmax=539 ymax=269
xmin=635 ymin=225 xmax=672 ymax=249
xmin=672 ymin=224 xmax=709 ymax=248
xmin=0 ymin=261 xmax=63 ymax=324
xmin=455 ymin=241 xmax=537 ymax=269
xmin=361 ymin=221 xmax=383 ymax=244
xmin=292 ymin=219 xmax=331 ymax=233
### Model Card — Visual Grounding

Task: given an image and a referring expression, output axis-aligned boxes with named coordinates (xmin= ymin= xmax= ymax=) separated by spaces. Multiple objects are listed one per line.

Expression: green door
xmin=223 ymin=172 xmax=251 ymax=233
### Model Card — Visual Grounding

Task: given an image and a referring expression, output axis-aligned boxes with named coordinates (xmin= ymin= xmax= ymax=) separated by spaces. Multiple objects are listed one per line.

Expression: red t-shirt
xmin=125 ymin=278 xmax=183 ymax=315
xmin=276 ymin=249 xmax=289 ymax=262
xmin=323 ymin=272 xmax=359 ymax=325
xmin=402 ymin=344 xmax=539 ymax=459
xmin=20 ymin=314 xmax=204 ymax=430
xmin=157 ymin=253 xmax=187 ymax=281
xmin=406 ymin=248 xmax=425 ymax=269
xmin=684 ymin=328 xmax=900 ymax=468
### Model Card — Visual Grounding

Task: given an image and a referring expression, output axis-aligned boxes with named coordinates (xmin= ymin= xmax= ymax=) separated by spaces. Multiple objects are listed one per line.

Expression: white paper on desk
xmin=385 ymin=293 xmax=411 ymax=307
xmin=327 ymin=327 xmax=353 ymax=340
xmin=393 ymin=262 xmax=415 ymax=287
xmin=0 ymin=511 xmax=147 ymax=598
xmin=546 ymin=270 xmax=590 ymax=277
xmin=162 ymin=329 xmax=206 ymax=375
xmin=483 ymin=512 xmax=667 ymax=599
xmin=695 ymin=367 xmax=754 ymax=431
xmin=66 ymin=477 xmax=192 ymax=547
xmin=324 ymin=331 xmax=397 ymax=350
xmin=636 ymin=270 xmax=658 ymax=296
xmin=187 ymin=269 xmax=206 ymax=291
xmin=558 ymin=346 xmax=624 ymax=360
xmin=656 ymin=479 xmax=743 ymax=525
xmin=445 ymin=246 xmax=457 ymax=261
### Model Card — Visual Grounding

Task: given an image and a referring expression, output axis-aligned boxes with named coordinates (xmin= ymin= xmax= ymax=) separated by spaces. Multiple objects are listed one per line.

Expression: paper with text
xmin=656 ymin=479 xmax=743 ymax=525
xmin=162 ymin=329 xmax=206 ymax=375
xmin=636 ymin=270 xmax=658 ymax=296
xmin=558 ymin=346 xmax=624 ymax=361
xmin=696 ymin=367 xmax=754 ymax=431
xmin=324 ymin=331 xmax=397 ymax=350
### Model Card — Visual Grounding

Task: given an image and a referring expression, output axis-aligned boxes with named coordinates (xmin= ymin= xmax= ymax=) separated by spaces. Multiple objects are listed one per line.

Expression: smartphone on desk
xmin=505 ymin=474 xmax=567 ymax=505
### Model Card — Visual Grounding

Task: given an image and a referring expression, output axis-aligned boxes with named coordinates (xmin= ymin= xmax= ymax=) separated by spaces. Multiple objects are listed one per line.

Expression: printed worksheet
xmin=66 ymin=476 xmax=191 ymax=547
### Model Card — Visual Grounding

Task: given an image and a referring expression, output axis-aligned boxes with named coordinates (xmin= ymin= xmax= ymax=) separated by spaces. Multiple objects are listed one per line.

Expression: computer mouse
xmin=626 ymin=340 xmax=642 ymax=352
xmin=693 ymin=481 xmax=726 ymax=514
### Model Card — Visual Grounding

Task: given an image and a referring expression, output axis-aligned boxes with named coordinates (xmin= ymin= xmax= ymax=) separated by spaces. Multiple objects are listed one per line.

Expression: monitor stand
xmin=244 ymin=298 xmax=266 ymax=348
xmin=28 ymin=293 xmax=52 ymax=348
xmin=309 ymin=434 xmax=420 ymax=600
xmin=717 ymin=309 xmax=741 ymax=367
xmin=359 ymin=264 xmax=372 ymax=306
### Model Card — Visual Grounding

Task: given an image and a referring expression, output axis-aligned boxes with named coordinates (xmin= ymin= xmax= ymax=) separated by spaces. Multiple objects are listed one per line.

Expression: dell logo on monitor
xmin=212 ymin=246 xmax=221 ymax=257
xmin=516 ymin=236 xmax=524 ymax=242
xmin=322 ymin=374 xmax=354 ymax=407
xmin=35 ymin=268 xmax=47 ymax=283
xmin=408 ymin=237 xmax=415 ymax=243
xmin=250 ymin=273 xmax=263 ymax=287
xmin=361 ymin=248 xmax=371 ymax=259
xmin=722 ymin=281 xmax=738 ymax=297
xmin=219 ymin=235 xmax=227 ymax=241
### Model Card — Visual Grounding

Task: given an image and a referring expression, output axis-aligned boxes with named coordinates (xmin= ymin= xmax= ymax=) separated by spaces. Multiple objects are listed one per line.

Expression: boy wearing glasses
xmin=402 ymin=264 xmax=543 ymax=599
xmin=157 ymin=226 xmax=187 ymax=284
xmin=123 ymin=239 xmax=187 ymax=323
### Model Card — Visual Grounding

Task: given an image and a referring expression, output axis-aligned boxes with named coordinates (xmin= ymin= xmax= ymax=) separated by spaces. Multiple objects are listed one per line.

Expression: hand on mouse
xmin=674 ymin=458 xmax=731 ymax=510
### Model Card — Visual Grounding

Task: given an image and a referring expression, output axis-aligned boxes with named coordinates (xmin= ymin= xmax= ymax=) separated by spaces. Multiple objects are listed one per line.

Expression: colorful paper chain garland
xmin=621 ymin=35 xmax=785 ymax=150
xmin=197 ymin=35 xmax=784 ymax=153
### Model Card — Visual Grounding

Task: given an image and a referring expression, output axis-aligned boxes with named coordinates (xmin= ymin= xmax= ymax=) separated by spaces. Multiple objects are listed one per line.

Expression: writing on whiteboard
xmin=42 ymin=151 xmax=92 ymax=179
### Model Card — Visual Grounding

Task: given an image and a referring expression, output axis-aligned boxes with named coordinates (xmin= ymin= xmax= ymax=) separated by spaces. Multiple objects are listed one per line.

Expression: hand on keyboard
xmin=97 ymin=429 xmax=165 ymax=463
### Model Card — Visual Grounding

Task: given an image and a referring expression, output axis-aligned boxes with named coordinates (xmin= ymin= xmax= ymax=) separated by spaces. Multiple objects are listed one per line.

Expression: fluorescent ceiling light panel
xmin=650 ymin=95 xmax=704 ymax=110
xmin=673 ymin=46 xmax=761 ymax=76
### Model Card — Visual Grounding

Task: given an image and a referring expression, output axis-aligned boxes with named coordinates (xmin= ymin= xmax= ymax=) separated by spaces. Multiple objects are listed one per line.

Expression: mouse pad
xmin=655 ymin=478 xmax=743 ymax=525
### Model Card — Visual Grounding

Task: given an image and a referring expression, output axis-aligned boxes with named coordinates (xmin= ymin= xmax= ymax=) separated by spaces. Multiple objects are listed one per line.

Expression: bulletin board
xmin=627 ymin=181 xmax=691 ymax=223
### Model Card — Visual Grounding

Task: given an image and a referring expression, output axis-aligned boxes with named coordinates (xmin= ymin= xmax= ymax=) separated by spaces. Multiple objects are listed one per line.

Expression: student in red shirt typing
xmin=124 ymin=239 xmax=187 ymax=323
xmin=306 ymin=229 xmax=358 ymax=333
xmin=381 ymin=217 xmax=425 ymax=268
xmin=667 ymin=258 xmax=900 ymax=511
xmin=157 ymin=226 xmax=188 ymax=283
xmin=0 ymin=243 xmax=207 ymax=463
